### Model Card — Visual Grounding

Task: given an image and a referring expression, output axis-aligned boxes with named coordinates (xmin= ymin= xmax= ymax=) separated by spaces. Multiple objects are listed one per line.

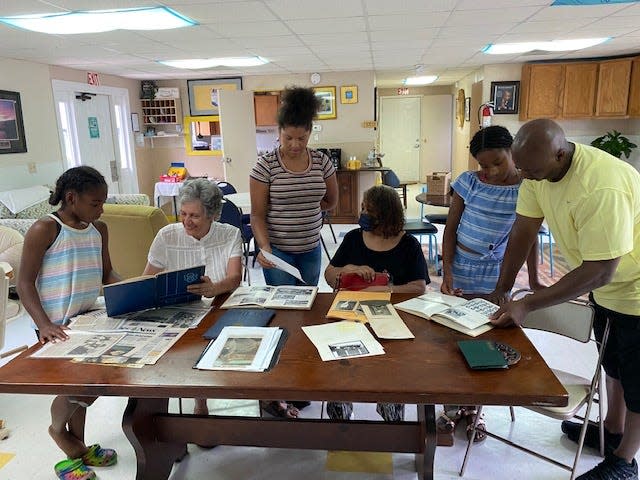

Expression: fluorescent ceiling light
xmin=160 ymin=57 xmax=269 ymax=69
xmin=0 ymin=7 xmax=196 ymax=34
xmin=483 ymin=38 xmax=609 ymax=55
xmin=403 ymin=75 xmax=438 ymax=86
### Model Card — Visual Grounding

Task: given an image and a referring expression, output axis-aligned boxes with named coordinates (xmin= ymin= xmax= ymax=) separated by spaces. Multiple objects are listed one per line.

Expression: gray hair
xmin=178 ymin=178 xmax=223 ymax=219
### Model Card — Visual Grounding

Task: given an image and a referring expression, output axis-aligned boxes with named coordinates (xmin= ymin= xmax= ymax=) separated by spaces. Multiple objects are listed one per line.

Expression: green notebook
xmin=458 ymin=340 xmax=508 ymax=370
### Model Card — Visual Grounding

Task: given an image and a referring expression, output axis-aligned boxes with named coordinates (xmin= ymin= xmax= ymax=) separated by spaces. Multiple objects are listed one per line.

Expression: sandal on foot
xmin=54 ymin=458 xmax=96 ymax=480
xmin=81 ymin=444 xmax=118 ymax=467
xmin=260 ymin=400 xmax=299 ymax=419
xmin=437 ymin=407 xmax=461 ymax=434
xmin=463 ymin=408 xmax=487 ymax=443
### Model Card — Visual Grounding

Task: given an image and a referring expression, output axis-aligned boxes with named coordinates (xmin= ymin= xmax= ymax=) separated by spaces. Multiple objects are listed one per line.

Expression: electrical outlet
xmin=28 ymin=162 xmax=37 ymax=173
xmin=313 ymin=133 xmax=319 ymax=141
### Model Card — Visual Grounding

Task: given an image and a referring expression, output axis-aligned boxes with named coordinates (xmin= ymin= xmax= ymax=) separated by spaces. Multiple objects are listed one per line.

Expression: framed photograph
xmin=187 ymin=77 xmax=243 ymax=116
xmin=313 ymin=86 xmax=337 ymax=120
xmin=490 ymin=81 xmax=520 ymax=115
xmin=464 ymin=97 xmax=471 ymax=122
xmin=0 ymin=90 xmax=27 ymax=154
xmin=340 ymin=85 xmax=358 ymax=104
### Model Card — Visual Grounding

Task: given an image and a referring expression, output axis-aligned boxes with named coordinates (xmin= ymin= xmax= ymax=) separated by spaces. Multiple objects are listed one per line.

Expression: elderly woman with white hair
xmin=143 ymin=178 xmax=242 ymax=416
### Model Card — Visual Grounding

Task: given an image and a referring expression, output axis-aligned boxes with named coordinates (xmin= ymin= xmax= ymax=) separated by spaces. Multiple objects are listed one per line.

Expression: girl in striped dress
xmin=18 ymin=166 xmax=120 ymax=480
xmin=438 ymin=126 xmax=542 ymax=445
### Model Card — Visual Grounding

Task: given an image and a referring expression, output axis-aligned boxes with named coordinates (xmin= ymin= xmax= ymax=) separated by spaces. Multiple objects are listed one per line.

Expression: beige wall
xmin=0 ymin=58 xmax=63 ymax=190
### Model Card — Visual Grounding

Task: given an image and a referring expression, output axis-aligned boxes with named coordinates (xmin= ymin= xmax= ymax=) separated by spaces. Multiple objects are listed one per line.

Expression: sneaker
xmin=576 ymin=454 xmax=638 ymax=479
xmin=561 ymin=420 xmax=622 ymax=454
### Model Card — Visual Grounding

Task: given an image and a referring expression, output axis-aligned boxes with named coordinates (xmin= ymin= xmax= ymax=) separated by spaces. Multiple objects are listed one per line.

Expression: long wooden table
xmin=0 ymin=293 xmax=567 ymax=480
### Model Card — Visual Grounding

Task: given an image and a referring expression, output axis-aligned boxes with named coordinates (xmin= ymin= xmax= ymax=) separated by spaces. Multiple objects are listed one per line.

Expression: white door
xmin=422 ymin=94 xmax=453 ymax=175
xmin=379 ymin=96 xmax=421 ymax=182
xmin=73 ymin=93 xmax=120 ymax=193
xmin=218 ymin=90 xmax=258 ymax=193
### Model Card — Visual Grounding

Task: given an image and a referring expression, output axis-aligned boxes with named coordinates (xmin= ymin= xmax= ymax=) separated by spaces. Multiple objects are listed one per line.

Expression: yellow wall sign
xmin=187 ymin=78 xmax=242 ymax=116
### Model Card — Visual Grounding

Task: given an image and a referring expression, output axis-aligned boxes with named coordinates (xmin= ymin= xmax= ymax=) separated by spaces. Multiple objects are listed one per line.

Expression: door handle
xmin=223 ymin=156 xmax=232 ymax=164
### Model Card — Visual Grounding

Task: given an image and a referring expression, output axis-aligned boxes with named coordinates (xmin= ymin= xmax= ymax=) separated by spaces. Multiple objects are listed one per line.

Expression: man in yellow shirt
xmin=490 ymin=119 xmax=640 ymax=480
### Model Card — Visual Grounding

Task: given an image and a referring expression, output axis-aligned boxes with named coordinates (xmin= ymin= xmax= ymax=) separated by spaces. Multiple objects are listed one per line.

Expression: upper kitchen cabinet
xmin=628 ymin=58 xmax=640 ymax=117
xmin=562 ymin=63 xmax=598 ymax=118
xmin=254 ymin=93 xmax=280 ymax=126
xmin=596 ymin=58 xmax=632 ymax=117
xmin=519 ymin=63 xmax=564 ymax=120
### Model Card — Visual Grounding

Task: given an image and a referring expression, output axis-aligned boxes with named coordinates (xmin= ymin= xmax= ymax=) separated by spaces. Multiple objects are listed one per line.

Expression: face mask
xmin=358 ymin=213 xmax=376 ymax=231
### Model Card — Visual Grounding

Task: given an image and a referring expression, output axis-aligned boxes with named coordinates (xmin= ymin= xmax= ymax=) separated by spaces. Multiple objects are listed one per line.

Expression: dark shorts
xmin=590 ymin=294 xmax=640 ymax=413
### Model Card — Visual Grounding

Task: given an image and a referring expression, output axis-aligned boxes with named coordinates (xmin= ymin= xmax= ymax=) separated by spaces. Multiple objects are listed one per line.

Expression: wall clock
xmin=310 ymin=72 xmax=321 ymax=85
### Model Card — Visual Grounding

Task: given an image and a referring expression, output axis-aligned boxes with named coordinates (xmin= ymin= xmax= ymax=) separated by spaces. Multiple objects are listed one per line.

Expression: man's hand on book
xmin=490 ymin=298 xmax=529 ymax=328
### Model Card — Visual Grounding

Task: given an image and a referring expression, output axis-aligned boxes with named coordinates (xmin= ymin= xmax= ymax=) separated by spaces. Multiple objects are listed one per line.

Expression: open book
xmin=220 ymin=286 xmax=318 ymax=310
xmin=326 ymin=291 xmax=391 ymax=323
xmin=394 ymin=292 xmax=498 ymax=337
xmin=103 ymin=265 xmax=205 ymax=317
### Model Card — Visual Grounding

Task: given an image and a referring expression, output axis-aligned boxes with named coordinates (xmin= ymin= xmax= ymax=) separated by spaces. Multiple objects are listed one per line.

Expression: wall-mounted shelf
xmin=141 ymin=98 xmax=180 ymax=124
xmin=144 ymin=133 xmax=181 ymax=148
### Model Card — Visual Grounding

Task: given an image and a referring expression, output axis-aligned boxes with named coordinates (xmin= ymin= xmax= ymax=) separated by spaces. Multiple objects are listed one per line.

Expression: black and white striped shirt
xmin=250 ymin=148 xmax=335 ymax=253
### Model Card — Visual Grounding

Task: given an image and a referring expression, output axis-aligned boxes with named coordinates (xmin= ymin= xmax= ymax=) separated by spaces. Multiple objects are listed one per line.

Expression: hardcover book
xmin=103 ymin=265 xmax=205 ymax=317
xmin=203 ymin=309 xmax=276 ymax=340
xmin=394 ymin=292 xmax=497 ymax=337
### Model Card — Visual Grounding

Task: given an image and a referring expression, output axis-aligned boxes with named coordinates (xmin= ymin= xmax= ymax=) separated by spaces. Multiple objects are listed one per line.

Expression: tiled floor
xmin=1 ymin=184 xmax=638 ymax=479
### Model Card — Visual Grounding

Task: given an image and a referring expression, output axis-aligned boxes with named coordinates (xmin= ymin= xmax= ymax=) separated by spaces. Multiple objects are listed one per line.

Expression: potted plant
xmin=591 ymin=130 xmax=637 ymax=159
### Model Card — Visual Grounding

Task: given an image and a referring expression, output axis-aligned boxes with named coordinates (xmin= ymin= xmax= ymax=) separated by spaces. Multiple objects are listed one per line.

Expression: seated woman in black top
xmin=323 ymin=185 xmax=429 ymax=422
xmin=325 ymin=185 xmax=430 ymax=293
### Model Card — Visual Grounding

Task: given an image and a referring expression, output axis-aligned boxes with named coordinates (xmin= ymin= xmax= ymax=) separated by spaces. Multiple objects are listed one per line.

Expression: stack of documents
xmin=195 ymin=326 xmax=285 ymax=372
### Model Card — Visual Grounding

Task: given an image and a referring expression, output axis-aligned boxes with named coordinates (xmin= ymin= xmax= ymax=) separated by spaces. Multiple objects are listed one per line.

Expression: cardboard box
xmin=426 ymin=172 xmax=451 ymax=195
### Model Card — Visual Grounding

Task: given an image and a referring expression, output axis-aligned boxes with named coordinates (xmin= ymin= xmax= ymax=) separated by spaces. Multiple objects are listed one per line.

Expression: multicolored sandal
xmin=81 ymin=444 xmax=118 ymax=467
xmin=54 ymin=458 xmax=96 ymax=480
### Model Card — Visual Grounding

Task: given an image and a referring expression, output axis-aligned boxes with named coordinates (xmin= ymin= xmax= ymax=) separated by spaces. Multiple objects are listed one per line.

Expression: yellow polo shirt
xmin=517 ymin=143 xmax=640 ymax=314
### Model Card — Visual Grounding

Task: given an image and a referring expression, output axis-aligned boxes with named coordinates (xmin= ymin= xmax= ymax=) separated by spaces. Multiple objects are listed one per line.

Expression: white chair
xmin=460 ymin=290 xmax=611 ymax=480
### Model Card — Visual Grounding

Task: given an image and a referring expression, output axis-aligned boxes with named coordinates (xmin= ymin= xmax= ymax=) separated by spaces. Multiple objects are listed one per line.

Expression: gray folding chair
xmin=460 ymin=290 xmax=611 ymax=480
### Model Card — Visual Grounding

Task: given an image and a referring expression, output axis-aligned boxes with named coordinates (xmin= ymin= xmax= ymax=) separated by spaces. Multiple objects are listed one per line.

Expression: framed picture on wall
xmin=187 ymin=77 xmax=243 ymax=116
xmin=490 ymin=81 xmax=520 ymax=115
xmin=340 ymin=85 xmax=358 ymax=104
xmin=0 ymin=90 xmax=27 ymax=154
xmin=313 ymin=86 xmax=337 ymax=120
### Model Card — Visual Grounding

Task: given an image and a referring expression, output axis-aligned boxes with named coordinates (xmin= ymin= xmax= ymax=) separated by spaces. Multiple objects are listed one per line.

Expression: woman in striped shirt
xmin=250 ymin=86 xmax=338 ymax=287
xmin=250 ymin=87 xmax=338 ymax=419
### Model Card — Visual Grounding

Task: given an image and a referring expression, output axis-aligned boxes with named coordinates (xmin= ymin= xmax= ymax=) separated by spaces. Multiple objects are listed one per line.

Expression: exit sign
xmin=397 ymin=88 xmax=409 ymax=95
xmin=87 ymin=72 xmax=100 ymax=86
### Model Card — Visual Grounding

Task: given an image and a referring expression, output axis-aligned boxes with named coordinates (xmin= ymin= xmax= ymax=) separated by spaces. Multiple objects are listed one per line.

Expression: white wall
xmin=0 ymin=58 xmax=64 ymax=190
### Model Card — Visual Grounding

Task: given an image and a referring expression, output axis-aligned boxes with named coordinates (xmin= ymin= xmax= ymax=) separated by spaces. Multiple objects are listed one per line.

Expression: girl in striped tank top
xmin=18 ymin=166 xmax=120 ymax=480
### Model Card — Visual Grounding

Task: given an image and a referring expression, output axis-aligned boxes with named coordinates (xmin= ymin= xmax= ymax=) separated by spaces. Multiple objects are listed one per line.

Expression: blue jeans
xmin=263 ymin=244 xmax=322 ymax=286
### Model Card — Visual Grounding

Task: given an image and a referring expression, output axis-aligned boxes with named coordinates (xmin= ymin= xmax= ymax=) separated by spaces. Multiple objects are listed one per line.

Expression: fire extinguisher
xmin=480 ymin=103 xmax=494 ymax=129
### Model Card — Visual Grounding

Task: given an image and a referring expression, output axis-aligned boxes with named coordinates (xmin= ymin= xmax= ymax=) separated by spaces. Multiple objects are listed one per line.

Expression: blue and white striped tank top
xmin=36 ymin=214 xmax=103 ymax=326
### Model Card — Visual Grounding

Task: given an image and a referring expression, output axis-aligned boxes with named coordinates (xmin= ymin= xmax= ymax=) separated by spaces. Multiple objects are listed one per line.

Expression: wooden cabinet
xmin=141 ymin=98 xmax=180 ymax=124
xmin=562 ymin=63 xmax=598 ymax=118
xmin=254 ymin=94 xmax=280 ymax=126
xmin=331 ymin=171 xmax=359 ymax=223
xmin=519 ymin=64 xmax=564 ymax=120
xmin=520 ymin=56 xmax=638 ymax=119
xmin=196 ymin=120 xmax=220 ymax=136
xmin=629 ymin=58 xmax=640 ymax=117
xmin=596 ymin=58 xmax=632 ymax=117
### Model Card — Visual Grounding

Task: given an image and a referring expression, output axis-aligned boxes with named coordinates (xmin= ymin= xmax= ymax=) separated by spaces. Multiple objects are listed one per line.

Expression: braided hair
xmin=277 ymin=86 xmax=320 ymax=131
xmin=49 ymin=166 xmax=107 ymax=206
xmin=469 ymin=125 xmax=513 ymax=158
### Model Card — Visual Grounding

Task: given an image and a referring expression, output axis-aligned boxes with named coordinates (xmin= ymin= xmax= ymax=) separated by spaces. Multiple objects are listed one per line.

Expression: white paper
xmin=302 ymin=321 xmax=385 ymax=361
xmin=31 ymin=331 xmax=125 ymax=358
xmin=361 ymin=303 xmax=414 ymax=339
xmin=261 ymin=250 xmax=305 ymax=283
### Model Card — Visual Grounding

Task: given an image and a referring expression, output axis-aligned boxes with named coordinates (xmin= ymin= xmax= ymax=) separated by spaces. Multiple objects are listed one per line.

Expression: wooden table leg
xmin=122 ymin=398 xmax=188 ymax=480
xmin=415 ymin=404 xmax=436 ymax=480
